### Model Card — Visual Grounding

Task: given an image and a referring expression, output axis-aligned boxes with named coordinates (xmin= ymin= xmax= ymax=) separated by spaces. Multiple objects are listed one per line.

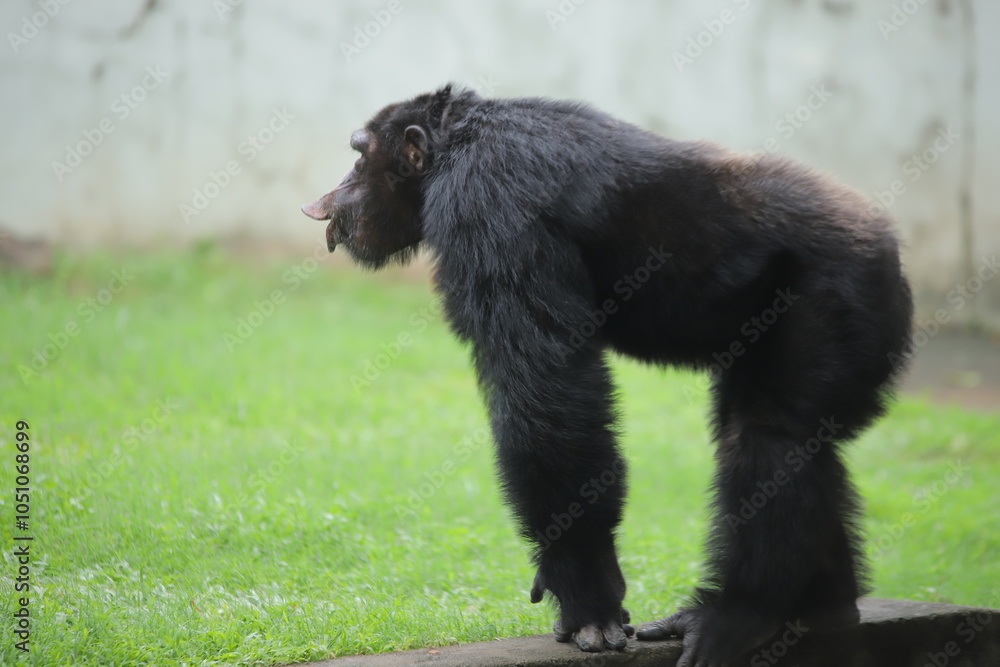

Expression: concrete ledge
xmin=299 ymin=599 xmax=999 ymax=667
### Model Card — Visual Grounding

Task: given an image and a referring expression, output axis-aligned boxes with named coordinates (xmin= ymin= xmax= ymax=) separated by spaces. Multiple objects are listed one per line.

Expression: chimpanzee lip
xmin=325 ymin=220 xmax=339 ymax=253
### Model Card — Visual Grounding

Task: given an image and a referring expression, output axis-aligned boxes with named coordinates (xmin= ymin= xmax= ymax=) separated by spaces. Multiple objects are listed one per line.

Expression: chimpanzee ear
xmin=403 ymin=125 xmax=430 ymax=173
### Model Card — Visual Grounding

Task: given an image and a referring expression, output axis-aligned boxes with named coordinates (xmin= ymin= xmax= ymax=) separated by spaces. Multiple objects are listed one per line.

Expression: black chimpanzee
xmin=301 ymin=85 xmax=913 ymax=666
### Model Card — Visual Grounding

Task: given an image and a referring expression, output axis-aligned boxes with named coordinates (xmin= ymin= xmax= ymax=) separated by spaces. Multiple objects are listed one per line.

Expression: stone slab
xmin=292 ymin=598 xmax=1000 ymax=667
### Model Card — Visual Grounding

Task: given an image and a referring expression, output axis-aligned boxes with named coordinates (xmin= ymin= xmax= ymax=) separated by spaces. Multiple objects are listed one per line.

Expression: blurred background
xmin=2 ymin=3 xmax=999 ymax=664
xmin=1 ymin=0 xmax=998 ymax=328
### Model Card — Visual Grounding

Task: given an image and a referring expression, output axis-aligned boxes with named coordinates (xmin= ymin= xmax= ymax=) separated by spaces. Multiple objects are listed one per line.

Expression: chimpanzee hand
xmin=530 ymin=569 xmax=634 ymax=652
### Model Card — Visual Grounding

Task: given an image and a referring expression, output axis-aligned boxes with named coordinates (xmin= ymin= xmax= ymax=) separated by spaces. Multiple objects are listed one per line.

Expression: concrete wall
xmin=1 ymin=0 xmax=997 ymax=326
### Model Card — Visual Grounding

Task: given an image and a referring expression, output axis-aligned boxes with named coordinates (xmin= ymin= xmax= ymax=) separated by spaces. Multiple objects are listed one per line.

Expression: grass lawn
xmin=2 ymin=248 xmax=999 ymax=666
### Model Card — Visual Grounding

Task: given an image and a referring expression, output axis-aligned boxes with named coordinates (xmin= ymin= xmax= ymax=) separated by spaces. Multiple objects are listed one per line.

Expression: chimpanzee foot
xmin=636 ymin=609 xmax=708 ymax=666
xmin=637 ymin=607 xmax=776 ymax=667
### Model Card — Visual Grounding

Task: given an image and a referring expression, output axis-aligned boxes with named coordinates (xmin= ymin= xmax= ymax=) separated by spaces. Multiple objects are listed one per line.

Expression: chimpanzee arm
xmin=428 ymin=205 xmax=632 ymax=650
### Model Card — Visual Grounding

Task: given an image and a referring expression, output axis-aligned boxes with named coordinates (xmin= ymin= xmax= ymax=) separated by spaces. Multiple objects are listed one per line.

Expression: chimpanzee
xmin=301 ymin=85 xmax=912 ymax=666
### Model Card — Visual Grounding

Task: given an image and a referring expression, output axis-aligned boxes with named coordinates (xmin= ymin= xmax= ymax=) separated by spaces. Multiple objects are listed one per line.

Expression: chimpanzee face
xmin=301 ymin=121 xmax=432 ymax=269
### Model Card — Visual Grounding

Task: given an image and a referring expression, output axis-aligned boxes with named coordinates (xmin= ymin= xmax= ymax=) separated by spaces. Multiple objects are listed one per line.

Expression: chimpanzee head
xmin=301 ymin=85 xmax=475 ymax=269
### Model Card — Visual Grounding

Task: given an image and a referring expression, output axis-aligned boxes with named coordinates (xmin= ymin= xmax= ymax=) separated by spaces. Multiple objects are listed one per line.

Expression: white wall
xmin=1 ymin=0 xmax=997 ymax=325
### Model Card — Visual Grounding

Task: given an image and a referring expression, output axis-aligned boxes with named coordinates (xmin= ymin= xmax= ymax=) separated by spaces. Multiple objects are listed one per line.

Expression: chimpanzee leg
xmin=490 ymin=348 xmax=631 ymax=652
xmin=639 ymin=395 xmax=865 ymax=665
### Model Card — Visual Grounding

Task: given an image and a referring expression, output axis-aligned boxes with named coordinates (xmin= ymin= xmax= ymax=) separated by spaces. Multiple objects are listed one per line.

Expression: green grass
xmin=1 ymin=248 xmax=998 ymax=666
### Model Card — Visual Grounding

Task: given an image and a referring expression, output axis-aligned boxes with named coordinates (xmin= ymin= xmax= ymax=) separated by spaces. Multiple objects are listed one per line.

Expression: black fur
xmin=302 ymin=85 xmax=913 ymax=665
